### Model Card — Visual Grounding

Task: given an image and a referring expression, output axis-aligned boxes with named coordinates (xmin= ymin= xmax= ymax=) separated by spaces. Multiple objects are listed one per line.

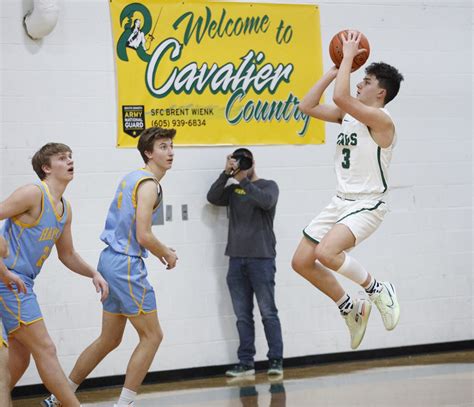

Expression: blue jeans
xmin=227 ymin=257 xmax=283 ymax=366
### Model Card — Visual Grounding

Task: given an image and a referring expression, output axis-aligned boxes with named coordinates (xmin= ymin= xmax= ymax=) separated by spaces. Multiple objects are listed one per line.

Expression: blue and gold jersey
xmin=1 ymin=182 xmax=69 ymax=281
xmin=100 ymin=169 xmax=161 ymax=258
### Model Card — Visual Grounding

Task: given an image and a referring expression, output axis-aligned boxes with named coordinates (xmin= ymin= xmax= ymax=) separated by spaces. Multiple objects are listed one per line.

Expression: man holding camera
xmin=207 ymin=148 xmax=284 ymax=378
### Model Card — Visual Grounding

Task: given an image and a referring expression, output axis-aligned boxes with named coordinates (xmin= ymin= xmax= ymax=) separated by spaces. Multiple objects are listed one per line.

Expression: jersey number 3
xmin=342 ymin=148 xmax=351 ymax=169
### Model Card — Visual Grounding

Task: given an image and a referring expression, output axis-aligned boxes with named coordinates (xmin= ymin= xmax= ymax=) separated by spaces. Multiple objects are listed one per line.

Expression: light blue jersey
xmin=0 ymin=181 xmax=69 ymax=334
xmin=1 ymin=182 xmax=69 ymax=282
xmin=99 ymin=169 xmax=162 ymax=316
xmin=100 ymin=169 xmax=161 ymax=258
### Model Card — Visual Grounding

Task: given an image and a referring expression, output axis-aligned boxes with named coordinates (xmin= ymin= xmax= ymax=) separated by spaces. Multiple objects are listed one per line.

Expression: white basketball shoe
xmin=370 ymin=281 xmax=400 ymax=330
xmin=343 ymin=298 xmax=372 ymax=349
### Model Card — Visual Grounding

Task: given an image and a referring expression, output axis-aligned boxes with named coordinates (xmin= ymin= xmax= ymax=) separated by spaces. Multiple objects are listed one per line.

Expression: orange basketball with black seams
xmin=329 ymin=30 xmax=370 ymax=72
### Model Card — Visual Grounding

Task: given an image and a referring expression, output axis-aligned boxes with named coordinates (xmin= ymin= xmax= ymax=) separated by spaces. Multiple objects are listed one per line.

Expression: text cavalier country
xmin=145 ymin=39 xmax=310 ymax=136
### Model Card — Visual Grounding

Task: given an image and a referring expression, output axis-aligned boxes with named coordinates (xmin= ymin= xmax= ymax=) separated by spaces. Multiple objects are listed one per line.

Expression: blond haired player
xmin=0 ymin=143 xmax=108 ymax=407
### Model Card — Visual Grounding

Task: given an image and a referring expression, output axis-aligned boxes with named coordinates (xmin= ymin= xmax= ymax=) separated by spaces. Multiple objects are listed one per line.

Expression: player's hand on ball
xmin=341 ymin=31 xmax=367 ymax=60
xmin=329 ymin=29 xmax=370 ymax=71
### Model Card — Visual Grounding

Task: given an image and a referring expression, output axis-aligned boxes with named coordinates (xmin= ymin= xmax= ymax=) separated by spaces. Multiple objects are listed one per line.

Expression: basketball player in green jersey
xmin=294 ymin=31 xmax=404 ymax=349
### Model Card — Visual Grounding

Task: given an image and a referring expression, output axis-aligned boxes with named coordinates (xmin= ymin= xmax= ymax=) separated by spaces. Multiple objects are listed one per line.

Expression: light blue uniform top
xmin=100 ymin=169 xmax=161 ymax=258
xmin=1 ymin=182 xmax=69 ymax=283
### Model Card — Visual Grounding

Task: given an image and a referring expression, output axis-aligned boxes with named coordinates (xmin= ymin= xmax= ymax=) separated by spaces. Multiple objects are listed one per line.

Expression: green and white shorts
xmin=303 ymin=195 xmax=388 ymax=246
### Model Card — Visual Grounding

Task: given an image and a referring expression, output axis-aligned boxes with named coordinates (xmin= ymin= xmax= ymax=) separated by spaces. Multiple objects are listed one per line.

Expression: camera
xmin=231 ymin=154 xmax=253 ymax=170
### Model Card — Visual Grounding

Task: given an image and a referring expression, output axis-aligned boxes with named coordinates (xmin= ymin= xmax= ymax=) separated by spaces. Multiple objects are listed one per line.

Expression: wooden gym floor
xmin=13 ymin=350 xmax=474 ymax=406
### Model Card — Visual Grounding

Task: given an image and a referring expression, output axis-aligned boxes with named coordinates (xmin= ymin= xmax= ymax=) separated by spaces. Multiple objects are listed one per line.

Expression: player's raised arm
xmin=299 ymin=66 xmax=345 ymax=124
xmin=333 ymin=31 xmax=395 ymax=148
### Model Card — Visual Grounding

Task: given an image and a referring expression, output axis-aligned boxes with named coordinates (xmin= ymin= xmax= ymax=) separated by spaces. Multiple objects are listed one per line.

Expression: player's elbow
xmin=58 ymin=250 xmax=74 ymax=265
xmin=298 ymin=102 xmax=313 ymax=116
xmin=332 ymin=94 xmax=349 ymax=108
xmin=136 ymin=231 xmax=151 ymax=248
xmin=332 ymin=94 xmax=343 ymax=106
xmin=136 ymin=233 xmax=146 ymax=247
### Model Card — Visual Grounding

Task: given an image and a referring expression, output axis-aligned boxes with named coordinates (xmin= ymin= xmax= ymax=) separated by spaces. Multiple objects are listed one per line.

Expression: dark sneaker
xmin=41 ymin=395 xmax=62 ymax=407
xmin=267 ymin=359 xmax=283 ymax=376
xmin=225 ymin=363 xmax=255 ymax=377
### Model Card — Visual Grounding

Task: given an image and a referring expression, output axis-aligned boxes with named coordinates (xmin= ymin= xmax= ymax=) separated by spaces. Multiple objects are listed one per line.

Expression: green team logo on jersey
xmin=337 ymin=132 xmax=357 ymax=169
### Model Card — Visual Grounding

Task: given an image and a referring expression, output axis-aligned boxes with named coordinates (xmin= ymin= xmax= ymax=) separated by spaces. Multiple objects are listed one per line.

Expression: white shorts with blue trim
xmin=98 ymin=246 xmax=157 ymax=317
xmin=303 ymin=195 xmax=388 ymax=246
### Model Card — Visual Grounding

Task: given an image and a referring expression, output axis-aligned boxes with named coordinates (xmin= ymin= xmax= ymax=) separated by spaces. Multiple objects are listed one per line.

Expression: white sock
xmin=363 ymin=275 xmax=375 ymax=290
xmin=117 ymin=387 xmax=136 ymax=406
xmin=364 ymin=276 xmax=382 ymax=295
xmin=336 ymin=293 xmax=353 ymax=316
xmin=336 ymin=254 xmax=369 ymax=285
xmin=68 ymin=378 xmax=79 ymax=393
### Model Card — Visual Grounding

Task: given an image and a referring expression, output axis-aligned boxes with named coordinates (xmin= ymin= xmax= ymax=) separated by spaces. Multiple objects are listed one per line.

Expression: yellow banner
xmin=109 ymin=0 xmax=324 ymax=146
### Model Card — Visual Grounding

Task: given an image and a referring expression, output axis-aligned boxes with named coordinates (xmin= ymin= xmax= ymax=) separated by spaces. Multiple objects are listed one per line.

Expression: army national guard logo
xmin=122 ymin=105 xmax=145 ymax=137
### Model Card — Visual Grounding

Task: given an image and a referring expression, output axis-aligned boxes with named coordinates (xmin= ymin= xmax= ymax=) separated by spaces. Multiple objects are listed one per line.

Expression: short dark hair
xmin=232 ymin=147 xmax=253 ymax=159
xmin=31 ymin=143 xmax=72 ymax=180
xmin=137 ymin=127 xmax=176 ymax=163
xmin=365 ymin=62 xmax=404 ymax=105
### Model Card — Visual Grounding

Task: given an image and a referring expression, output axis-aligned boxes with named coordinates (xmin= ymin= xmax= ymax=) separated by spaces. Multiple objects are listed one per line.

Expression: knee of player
xmin=39 ymin=338 xmax=58 ymax=358
xmin=153 ymin=327 xmax=163 ymax=342
xmin=314 ymin=244 xmax=337 ymax=268
xmin=100 ymin=335 xmax=122 ymax=352
xmin=291 ymin=255 xmax=304 ymax=274
xmin=139 ymin=327 xmax=163 ymax=347
xmin=149 ymin=329 xmax=163 ymax=349
xmin=291 ymin=251 xmax=313 ymax=273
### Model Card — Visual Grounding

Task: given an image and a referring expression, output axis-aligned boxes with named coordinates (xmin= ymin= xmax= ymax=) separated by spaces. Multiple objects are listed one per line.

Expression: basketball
xmin=329 ymin=30 xmax=370 ymax=71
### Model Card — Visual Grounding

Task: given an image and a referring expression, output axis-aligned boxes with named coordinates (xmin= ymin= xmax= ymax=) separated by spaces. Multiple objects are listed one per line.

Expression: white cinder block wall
xmin=0 ymin=0 xmax=472 ymax=387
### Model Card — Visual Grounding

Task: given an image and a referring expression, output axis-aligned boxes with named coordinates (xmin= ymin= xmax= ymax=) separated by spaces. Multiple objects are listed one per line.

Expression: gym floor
xmin=13 ymin=350 xmax=474 ymax=406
